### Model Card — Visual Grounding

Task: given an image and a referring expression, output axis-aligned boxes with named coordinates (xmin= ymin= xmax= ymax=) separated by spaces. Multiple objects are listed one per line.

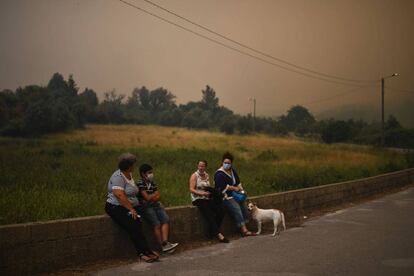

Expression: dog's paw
xmin=255 ymin=232 xmax=261 ymax=235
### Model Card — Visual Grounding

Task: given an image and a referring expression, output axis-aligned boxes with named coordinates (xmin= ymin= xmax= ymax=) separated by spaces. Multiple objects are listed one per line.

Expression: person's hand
xmin=201 ymin=191 xmax=210 ymax=197
xmin=129 ymin=209 xmax=139 ymax=220
xmin=151 ymin=191 xmax=161 ymax=202
xmin=233 ymin=185 xmax=241 ymax=192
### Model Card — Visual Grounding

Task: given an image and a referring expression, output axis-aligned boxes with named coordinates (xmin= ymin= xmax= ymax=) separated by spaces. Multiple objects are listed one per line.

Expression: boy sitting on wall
xmin=137 ymin=164 xmax=179 ymax=253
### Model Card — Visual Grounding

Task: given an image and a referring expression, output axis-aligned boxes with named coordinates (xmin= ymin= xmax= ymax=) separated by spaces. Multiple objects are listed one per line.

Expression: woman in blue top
xmin=105 ymin=153 xmax=159 ymax=262
xmin=214 ymin=152 xmax=255 ymax=236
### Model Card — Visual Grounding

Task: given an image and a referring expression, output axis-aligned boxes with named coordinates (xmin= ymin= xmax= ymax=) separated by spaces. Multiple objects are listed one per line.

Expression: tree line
xmin=1 ymin=73 xmax=413 ymax=148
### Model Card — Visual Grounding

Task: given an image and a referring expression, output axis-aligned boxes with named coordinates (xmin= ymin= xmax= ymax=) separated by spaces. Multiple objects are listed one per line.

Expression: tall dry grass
xmin=1 ymin=124 xmax=411 ymax=225
xmin=50 ymin=124 xmax=381 ymax=167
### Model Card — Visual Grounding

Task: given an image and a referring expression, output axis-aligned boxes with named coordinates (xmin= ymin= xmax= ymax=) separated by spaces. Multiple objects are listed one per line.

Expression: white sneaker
xmin=162 ymin=241 xmax=178 ymax=252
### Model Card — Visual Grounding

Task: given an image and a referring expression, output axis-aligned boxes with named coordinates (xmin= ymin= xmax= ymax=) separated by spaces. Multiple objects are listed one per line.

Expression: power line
xmin=304 ymin=84 xmax=378 ymax=106
xmin=118 ymin=0 xmax=378 ymax=87
xmin=141 ymin=0 xmax=378 ymax=84
xmin=385 ymin=86 xmax=414 ymax=94
xmin=305 ymin=84 xmax=413 ymax=107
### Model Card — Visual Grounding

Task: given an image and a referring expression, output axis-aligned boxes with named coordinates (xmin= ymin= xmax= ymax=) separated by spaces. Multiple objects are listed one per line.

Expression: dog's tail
xmin=280 ymin=211 xmax=286 ymax=231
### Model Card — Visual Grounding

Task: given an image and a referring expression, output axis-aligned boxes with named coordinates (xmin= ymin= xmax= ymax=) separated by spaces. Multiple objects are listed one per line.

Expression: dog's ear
xmin=253 ymin=201 xmax=257 ymax=206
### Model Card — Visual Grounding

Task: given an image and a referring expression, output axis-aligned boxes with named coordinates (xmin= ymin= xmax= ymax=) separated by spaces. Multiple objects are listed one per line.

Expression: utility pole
xmin=249 ymin=97 xmax=256 ymax=133
xmin=381 ymin=73 xmax=399 ymax=146
xmin=381 ymin=77 xmax=385 ymax=146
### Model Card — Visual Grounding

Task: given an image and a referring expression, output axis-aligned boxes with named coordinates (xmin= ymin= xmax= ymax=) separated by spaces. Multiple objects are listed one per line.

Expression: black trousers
xmin=193 ymin=199 xmax=225 ymax=237
xmin=105 ymin=202 xmax=151 ymax=255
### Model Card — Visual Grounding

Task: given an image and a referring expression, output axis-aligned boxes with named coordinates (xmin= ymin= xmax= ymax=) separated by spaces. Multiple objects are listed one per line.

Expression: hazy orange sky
xmin=0 ymin=0 xmax=413 ymax=118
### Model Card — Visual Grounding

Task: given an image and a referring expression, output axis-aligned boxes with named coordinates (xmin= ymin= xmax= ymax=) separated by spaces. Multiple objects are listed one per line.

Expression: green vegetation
xmin=1 ymin=125 xmax=413 ymax=225
xmin=2 ymin=73 xmax=413 ymax=148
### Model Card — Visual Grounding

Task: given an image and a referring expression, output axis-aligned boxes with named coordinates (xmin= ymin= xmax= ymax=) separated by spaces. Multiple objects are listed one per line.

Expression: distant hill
xmin=316 ymin=99 xmax=414 ymax=128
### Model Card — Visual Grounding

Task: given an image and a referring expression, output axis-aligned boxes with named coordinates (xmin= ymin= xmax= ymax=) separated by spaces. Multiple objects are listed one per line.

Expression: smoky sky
xmin=0 ymin=0 xmax=413 ymax=117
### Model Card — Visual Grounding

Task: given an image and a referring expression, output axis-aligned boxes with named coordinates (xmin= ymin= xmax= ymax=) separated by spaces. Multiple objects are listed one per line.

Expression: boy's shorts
xmin=139 ymin=202 xmax=169 ymax=226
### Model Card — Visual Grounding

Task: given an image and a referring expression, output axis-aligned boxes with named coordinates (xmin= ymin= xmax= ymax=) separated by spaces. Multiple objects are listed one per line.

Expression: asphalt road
xmin=94 ymin=187 xmax=414 ymax=276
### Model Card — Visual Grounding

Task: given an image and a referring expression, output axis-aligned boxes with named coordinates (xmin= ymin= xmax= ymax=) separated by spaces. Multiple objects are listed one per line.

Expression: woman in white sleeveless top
xmin=189 ymin=160 xmax=229 ymax=243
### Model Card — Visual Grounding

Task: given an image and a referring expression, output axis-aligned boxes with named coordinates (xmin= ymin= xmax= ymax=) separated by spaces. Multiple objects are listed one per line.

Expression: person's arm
xmin=227 ymin=185 xmax=241 ymax=192
xmin=113 ymin=189 xmax=139 ymax=219
xmin=189 ymin=173 xmax=210 ymax=197
xmin=138 ymin=180 xmax=160 ymax=202
xmin=140 ymin=190 xmax=160 ymax=202
xmin=231 ymin=169 xmax=242 ymax=191
xmin=214 ymin=172 xmax=240 ymax=194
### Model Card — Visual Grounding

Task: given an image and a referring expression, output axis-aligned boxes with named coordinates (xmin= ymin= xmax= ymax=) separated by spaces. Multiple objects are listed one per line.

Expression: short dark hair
xmin=222 ymin=152 xmax=234 ymax=162
xmin=198 ymin=160 xmax=208 ymax=166
xmin=139 ymin=163 xmax=153 ymax=177
xmin=118 ymin=153 xmax=137 ymax=171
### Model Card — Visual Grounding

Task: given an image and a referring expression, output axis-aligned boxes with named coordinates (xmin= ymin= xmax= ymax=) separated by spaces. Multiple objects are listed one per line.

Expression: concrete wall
xmin=1 ymin=168 xmax=413 ymax=275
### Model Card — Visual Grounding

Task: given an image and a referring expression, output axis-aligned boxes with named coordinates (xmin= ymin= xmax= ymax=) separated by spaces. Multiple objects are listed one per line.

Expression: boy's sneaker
xmin=162 ymin=241 xmax=178 ymax=253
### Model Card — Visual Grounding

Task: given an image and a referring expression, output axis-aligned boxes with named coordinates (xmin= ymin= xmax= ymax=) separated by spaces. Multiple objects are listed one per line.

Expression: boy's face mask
xmin=146 ymin=173 xmax=154 ymax=181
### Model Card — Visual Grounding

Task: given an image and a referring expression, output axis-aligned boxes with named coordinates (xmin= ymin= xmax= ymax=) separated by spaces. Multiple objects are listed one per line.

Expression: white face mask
xmin=146 ymin=173 xmax=154 ymax=181
xmin=223 ymin=163 xmax=232 ymax=170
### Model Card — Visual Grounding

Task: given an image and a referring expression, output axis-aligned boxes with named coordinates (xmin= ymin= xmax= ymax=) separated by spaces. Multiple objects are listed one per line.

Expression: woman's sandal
xmin=241 ymin=231 xmax=257 ymax=237
xmin=139 ymin=253 xmax=156 ymax=263
xmin=139 ymin=251 xmax=160 ymax=263
xmin=218 ymin=237 xmax=230 ymax=243
xmin=149 ymin=251 xmax=160 ymax=261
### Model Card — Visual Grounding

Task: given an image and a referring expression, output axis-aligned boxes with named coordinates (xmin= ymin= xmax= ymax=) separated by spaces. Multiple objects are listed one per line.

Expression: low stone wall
xmin=1 ymin=168 xmax=413 ymax=275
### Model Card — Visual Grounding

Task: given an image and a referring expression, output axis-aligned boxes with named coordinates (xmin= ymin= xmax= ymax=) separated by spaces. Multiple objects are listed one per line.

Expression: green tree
xmin=79 ymin=88 xmax=99 ymax=122
xmin=386 ymin=115 xmax=401 ymax=130
xmin=279 ymin=105 xmax=315 ymax=136
xmin=201 ymin=85 xmax=219 ymax=110
xmin=127 ymin=86 xmax=151 ymax=110
xmin=148 ymin=88 xmax=176 ymax=111
xmin=47 ymin=72 xmax=70 ymax=98
xmin=321 ymin=119 xmax=352 ymax=144
xmin=219 ymin=116 xmax=236 ymax=134
xmin=237 ymin=115 xmax=253 ymax=134
xmin=96 ymin=90 xmax=125 ymax=124
xmin=0 ymin=89 xmax=17 ymax=128
xmin=67 ymin=74 xmax=79 ymax=96
xmin=182 ymin=107 xmax=209 ymax=129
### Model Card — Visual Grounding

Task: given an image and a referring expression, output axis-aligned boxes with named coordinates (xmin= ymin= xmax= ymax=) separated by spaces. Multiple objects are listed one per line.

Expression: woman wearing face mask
xmin=214 ymin=152 xmax=255 ymax=237
xmin=189 ymin=160 xmax=229 ymax=243
xmin=137 ymin=164 xmax=179 ymax=253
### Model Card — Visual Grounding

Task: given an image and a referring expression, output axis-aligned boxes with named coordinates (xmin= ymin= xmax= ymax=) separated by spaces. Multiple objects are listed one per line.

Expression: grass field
xmin=0 ymin=124 xmax=412 ymax=225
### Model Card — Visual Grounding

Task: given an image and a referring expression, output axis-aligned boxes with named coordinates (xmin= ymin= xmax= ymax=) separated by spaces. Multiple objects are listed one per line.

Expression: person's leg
xmin=154 ymin=206 xmax=170 ymax=243
xmin=210 ymin=200 xmax=225 ymax=230
xmin=194 ymin=199 xmax=220 ymax=237
xmin=139 ymin=206 xmax=162 ymax=247
xmin=153 ymin=224 xmax=162 ymax=246
xmin=154 ymin=206 xmax=179 ymax=251
xmin=208 ymin=200 xmax=228 ymax=241
xmin=223 ymin=198 xmax=245 ymax=230
xmin=239 ymin=201 xmax=249 ymax=223
xmin=105 ymin=203 xmax=151 ymax=255
xmin=161 ymin=223 xmax=169 ymax=243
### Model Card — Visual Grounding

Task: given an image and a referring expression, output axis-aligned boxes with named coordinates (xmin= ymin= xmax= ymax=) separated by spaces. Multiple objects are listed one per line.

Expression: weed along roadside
xmin=1 ymin=168 xmax=413 ymax=275
xmin=1 ymin=124 xmax=413 ymax=225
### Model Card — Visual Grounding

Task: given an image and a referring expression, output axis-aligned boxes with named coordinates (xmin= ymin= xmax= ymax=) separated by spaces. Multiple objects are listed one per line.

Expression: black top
xmin=137 ymin=178 xmax=158 ymax=206
xmin=214 ymin=168 xmax=241 ymax=199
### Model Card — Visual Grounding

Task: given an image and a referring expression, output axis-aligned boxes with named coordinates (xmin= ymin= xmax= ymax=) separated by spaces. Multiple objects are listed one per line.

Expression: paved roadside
xmin=93 ymin=187 xmax=414 ymax=276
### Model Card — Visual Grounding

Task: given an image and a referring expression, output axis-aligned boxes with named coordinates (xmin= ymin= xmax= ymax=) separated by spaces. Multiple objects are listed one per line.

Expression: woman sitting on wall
xmin=214 ymin=152 xmax=255 ymax=237
xmin=189 ymin=160 xmax=229 ymax=243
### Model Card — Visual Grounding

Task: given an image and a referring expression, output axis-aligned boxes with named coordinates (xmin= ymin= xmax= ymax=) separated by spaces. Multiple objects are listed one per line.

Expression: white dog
xmin=247 ymin=202 xmax=286 ymax=236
